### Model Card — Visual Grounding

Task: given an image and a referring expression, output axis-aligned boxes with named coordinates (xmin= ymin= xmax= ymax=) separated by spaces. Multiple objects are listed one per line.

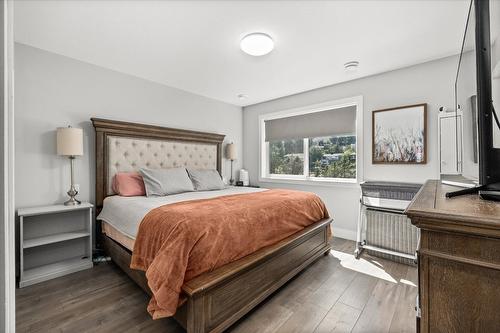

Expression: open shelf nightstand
xmin=17 ymin=203 xmax=93 ymax=288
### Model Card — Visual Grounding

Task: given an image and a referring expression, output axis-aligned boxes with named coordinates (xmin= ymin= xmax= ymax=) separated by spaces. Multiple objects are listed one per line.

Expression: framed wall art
xmin=372 ymin=103 xmax=427 ymax=164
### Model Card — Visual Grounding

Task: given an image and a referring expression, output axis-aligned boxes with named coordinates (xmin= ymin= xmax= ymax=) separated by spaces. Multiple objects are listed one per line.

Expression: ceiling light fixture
xmin=237 ymin=94 xmax=248 ymax=100
xmin=344 ymin=61 xmax=359 ymax=72
xmin=240 ymin=33 xmax=274 ymax=56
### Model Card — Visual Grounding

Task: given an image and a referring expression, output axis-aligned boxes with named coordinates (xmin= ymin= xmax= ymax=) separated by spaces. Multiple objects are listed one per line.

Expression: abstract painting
xmin=372 ymin=104 xmax=427 ymax=164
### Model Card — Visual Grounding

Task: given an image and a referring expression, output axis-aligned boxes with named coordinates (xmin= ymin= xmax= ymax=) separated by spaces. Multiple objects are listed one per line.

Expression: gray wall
xmin=15 ymin=43 xmax=243 ymax=208
xmin=243 ymin=55 xmax=458 ymax=239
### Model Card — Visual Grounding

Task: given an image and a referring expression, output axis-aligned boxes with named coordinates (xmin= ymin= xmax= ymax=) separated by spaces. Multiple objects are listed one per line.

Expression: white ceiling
xmin=14 ymin=0 xmax=472 ymax=106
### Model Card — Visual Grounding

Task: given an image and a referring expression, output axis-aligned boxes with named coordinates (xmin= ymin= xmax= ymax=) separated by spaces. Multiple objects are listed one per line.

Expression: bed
xmin=91 ymin=118 xmax=333 ymax=333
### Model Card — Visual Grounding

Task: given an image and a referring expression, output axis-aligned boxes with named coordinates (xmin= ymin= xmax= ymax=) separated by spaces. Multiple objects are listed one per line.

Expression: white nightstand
xmin=17 ymin=203 xmax=94 ymax=288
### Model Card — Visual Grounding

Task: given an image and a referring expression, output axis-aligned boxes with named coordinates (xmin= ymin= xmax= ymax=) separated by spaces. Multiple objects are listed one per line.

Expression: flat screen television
xmin=450 ymin=0 xmax=500 ymax=201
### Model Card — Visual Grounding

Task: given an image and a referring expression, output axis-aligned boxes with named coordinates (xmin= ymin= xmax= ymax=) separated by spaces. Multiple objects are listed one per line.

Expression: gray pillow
xmin=187 ymin=169 xmax=225 ymax=191
xmin=139 ymin=167 xmax=194 ymax=196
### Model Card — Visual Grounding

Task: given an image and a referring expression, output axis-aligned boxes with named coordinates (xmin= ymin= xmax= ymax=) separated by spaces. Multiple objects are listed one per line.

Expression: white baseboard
xmin=332 ymin=226 xmax=357 ymax=241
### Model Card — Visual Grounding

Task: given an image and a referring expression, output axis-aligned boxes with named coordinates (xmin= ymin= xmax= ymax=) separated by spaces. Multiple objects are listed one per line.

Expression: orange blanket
xmin=130 ymin=189 xmax=329 ymax=319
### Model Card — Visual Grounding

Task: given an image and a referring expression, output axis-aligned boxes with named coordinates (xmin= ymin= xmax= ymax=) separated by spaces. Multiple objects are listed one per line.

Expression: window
xmin=260 ymin=97 xmax=363 ymax=184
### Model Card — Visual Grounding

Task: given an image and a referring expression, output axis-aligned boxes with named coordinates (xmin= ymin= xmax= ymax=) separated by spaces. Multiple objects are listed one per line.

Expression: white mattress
xmin=97 ymin=186 xmax=266 ymax=240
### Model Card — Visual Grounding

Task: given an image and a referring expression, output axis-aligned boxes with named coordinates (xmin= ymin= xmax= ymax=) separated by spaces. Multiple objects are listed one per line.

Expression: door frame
xmin=2 ymin=0 xmax=15 ymax=331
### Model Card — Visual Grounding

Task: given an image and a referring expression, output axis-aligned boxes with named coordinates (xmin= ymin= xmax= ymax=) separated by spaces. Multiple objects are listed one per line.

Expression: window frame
xmin=259 ymin=96 xmax=364 ymax=186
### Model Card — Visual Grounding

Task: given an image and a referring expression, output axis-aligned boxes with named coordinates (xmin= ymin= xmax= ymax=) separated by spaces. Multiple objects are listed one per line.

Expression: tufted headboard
xmin=91 ymin=118 xmax=225 ymax=212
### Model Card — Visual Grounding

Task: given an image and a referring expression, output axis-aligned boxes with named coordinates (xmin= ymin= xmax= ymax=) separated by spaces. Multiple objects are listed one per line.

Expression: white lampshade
xmin=226 ymin=143 xmax=237 ymax=160
xmin=57 ymin=127 xmax=83 ymax=156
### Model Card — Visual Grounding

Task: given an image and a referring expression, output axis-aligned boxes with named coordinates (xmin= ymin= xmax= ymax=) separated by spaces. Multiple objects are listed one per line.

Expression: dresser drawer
xmin=420 ymin=229 xmax=500 ymax=269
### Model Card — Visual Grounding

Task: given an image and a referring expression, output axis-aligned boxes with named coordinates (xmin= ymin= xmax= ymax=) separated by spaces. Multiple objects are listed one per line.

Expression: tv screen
xmin=455 ymin=0 xmax=500 ymax=187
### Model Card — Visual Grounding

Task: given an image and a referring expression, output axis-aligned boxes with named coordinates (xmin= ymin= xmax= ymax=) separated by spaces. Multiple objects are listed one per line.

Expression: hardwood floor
xmin=16 ymin=238 xmax=417 ymax=333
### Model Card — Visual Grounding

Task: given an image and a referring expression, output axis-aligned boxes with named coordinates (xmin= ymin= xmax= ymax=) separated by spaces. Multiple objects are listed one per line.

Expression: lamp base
xmin=64 ymin=185 xmax=81 ymax=206
xmin=64 ymin=197 xmax=81 ymax=206
xmin=229 ymin=159 xmax=234 ymax=186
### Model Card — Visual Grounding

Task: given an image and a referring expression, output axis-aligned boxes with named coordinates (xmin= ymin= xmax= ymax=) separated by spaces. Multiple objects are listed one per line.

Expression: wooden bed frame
xmin=92 ymin=118 xmax=333 ymax=333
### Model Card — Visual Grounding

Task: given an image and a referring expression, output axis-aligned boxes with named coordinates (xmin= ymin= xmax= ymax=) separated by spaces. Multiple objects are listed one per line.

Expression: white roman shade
xmin=265 ymin=105 xmax=356 ymax=142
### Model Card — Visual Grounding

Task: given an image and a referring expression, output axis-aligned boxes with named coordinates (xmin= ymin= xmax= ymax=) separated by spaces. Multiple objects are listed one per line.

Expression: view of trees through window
xmin=309 ymin=135 xmax=356 ymax=178
xmin=269 ymin=139 xmax=304 ymax=175
xmin=269 ymin=135 xmax=356 ymax=179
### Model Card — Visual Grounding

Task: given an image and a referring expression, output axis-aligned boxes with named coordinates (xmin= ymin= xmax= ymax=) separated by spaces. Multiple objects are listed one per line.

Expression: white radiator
xmin=365 ymin=209 xmax=419 ymax=265
xmin=356 ymin=181 xmax=421 ymax=266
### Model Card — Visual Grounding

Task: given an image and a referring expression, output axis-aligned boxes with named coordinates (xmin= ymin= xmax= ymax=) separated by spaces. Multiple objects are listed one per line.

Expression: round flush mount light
xmin=344 ymin=61 xmax=359 ymax=71
xmin=240 ymin=33 xmax=274 ymax=56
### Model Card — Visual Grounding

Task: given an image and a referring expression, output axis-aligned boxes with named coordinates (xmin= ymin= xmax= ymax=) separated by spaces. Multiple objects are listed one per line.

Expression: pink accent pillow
xmin=112 ymin=172 xmax=146 ymax=196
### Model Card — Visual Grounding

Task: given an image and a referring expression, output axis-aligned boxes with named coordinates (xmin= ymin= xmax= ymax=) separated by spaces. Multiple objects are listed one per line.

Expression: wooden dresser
xmin=406 ymin=180 xmax=500 ymax=332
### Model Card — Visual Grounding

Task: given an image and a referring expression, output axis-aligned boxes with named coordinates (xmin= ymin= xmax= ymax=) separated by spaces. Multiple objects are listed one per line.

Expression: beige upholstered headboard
xmin=107 ymin=136 xmax=218 ymax=195
xmin=92 ymin=118 xmax=225 ymax=212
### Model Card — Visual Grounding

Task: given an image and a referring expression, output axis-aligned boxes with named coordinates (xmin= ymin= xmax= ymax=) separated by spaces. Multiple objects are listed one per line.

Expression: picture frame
xmin=372 ymin=103 xmax=427 ymax=164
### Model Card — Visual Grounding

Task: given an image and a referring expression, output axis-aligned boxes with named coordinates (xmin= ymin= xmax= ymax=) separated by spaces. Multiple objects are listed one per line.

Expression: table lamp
xmin=57 ymin=126 xmax=83 ymax=205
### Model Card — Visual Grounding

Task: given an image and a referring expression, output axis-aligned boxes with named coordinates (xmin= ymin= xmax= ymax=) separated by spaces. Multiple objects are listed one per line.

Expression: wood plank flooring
xmin=16 ymin=238 xmax=417 ymax=333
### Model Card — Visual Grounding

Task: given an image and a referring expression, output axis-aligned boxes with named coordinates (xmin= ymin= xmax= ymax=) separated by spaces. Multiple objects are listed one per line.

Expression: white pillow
xmin=139 ymin=167 xmax=194 ymax=196
xmin=187 ymin=169 xmax=225 ymax=191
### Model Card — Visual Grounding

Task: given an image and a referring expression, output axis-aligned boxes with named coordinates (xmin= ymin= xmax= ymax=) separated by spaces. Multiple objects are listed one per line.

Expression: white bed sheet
xmin=97 ymin=186 xmax=266 ymax=240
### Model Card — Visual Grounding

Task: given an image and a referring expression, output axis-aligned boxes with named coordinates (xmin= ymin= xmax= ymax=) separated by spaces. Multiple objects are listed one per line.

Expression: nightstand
xmin=17 ymin=203 xmax=94 ymax=288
